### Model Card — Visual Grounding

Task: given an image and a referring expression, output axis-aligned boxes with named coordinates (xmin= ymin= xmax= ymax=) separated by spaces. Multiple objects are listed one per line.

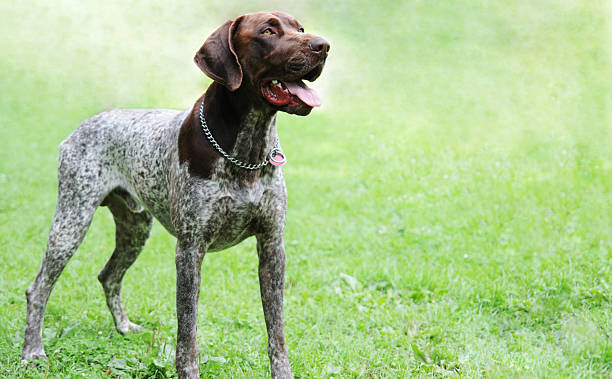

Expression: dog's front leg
xmin=175 ymin=241 xmax=205 ymax=379
xmin=256 ymin=234 xmax=293 ymax=379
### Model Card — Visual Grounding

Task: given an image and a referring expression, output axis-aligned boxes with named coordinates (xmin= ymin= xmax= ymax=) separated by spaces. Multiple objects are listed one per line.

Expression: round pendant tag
xmin=269 ymin=151 xmax=287 ymax=166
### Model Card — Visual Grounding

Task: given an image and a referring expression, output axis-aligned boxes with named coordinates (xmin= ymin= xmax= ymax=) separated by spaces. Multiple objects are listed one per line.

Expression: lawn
xmin=1 ymin=0 xmax=611 ymax=377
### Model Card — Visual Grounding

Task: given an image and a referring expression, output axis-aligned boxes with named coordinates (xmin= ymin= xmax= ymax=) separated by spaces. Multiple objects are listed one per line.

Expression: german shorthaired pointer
xmin=22 ymin=11 xmax=329 ymax=378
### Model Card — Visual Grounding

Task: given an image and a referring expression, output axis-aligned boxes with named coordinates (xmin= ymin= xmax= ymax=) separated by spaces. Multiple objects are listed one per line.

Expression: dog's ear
xmin=194 ymin=17 xmax=244 ymax=91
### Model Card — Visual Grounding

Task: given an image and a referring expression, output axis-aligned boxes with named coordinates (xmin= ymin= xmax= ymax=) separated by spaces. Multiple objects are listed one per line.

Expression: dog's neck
xmin=178 ymin=82 xmax=278 ymax=180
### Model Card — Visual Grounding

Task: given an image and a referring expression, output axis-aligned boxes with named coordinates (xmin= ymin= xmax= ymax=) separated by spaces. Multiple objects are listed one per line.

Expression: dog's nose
xmin=309 ymin=37 xmax=330 ymax=54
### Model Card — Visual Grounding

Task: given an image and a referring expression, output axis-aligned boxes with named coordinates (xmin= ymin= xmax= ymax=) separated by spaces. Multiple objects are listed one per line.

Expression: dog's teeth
xmin=269 ymin=80 xmax=288 ymax=94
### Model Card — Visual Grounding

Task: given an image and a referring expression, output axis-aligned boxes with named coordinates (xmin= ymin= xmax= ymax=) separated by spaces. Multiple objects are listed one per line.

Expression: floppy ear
xmin=194 ymin=17 xmax=244 ymax=91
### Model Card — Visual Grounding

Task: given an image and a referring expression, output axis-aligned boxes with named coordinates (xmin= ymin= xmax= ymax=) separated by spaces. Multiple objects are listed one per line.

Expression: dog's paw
xmin=117 ymin=321 xmax=143 ymax=335
xmin=21 ymin=349 xmax=48 ymax=368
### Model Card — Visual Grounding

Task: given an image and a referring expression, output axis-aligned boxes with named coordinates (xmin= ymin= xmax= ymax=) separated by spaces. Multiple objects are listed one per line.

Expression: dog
xmin=21 ymin=11 xmax=329 ymax=378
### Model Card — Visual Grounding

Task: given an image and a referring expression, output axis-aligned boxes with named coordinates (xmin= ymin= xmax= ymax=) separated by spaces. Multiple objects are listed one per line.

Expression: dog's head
xmin=195 ymin=11 xmax=329 ymax=116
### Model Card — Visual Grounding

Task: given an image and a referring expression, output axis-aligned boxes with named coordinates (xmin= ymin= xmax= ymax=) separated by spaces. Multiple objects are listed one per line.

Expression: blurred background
xmin=1 ymin=0 xmax=610 ymax=377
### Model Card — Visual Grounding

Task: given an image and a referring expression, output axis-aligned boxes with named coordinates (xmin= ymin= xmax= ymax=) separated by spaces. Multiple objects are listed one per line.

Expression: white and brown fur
xmin=21 ymin=11 xmax=329 ymax=379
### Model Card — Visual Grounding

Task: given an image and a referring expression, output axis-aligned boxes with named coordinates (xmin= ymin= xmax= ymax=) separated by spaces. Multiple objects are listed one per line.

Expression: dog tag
xmin=269 ymin=151 xmax=287 ymax=166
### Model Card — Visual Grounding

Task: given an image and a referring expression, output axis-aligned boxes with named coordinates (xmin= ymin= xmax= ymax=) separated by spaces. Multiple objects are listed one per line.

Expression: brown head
xmin=194 ymin=11 xmax=330 ymax=116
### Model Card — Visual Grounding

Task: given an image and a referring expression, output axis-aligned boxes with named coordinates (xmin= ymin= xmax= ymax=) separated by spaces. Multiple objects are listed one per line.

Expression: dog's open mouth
xmin=261 ymin=79 xmax=322 ymax=108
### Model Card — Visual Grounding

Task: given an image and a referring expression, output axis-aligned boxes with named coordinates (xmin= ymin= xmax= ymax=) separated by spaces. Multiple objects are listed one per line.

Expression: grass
xmin=1 ymin=0 xmax=611 ymax=377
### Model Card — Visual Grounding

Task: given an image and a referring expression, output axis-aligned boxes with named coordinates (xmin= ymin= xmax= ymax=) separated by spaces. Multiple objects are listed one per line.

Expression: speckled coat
xmin=22 ymin=11 xmax=329 ymax=379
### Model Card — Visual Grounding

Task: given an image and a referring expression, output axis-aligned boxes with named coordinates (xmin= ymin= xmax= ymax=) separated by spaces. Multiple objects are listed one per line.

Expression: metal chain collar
xmin=199 ymin=100 xmax=281 ymax=170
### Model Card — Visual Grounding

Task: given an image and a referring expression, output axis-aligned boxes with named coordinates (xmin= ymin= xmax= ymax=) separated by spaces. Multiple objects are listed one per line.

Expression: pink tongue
xmin=285 ymin=81 xmax=322 ymax=107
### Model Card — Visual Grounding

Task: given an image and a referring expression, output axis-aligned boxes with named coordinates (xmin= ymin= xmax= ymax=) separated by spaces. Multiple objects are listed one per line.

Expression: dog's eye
xmin=298 ymin=27 xmax=304 ymax=33
xmin=263 ymin=28 xmax=275 ymax=35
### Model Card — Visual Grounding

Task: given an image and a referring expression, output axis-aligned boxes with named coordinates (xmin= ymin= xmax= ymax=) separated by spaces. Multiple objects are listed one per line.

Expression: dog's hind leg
xmin=22 ymin=179 xmax=100 ymax=361
xmin=98 ymin=189 xmax=152 ymax=335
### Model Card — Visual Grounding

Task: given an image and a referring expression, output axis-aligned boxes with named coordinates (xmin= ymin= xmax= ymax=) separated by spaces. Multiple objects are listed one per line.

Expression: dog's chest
xmin=206 ymin=199 xmax=257 ymax=251
xmin=176 ymin=174 xmax=277 ymax=252
xmin=205 ymin=184 xmax=269 ymax=251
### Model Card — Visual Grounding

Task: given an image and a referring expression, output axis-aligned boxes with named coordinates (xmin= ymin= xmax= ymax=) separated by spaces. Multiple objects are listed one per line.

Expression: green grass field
xmin=1 ymin=0 xmax=611 ymax=377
